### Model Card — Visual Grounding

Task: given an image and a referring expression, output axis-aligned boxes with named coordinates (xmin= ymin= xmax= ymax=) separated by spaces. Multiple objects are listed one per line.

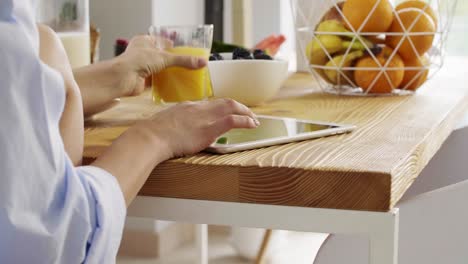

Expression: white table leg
xmin=128 ymin=197 xmax=401 ymax=264
xmin=369 ymin=210 xmax=399 ymax=264
xmin=195 ymin=224 xmax=208 ymax=264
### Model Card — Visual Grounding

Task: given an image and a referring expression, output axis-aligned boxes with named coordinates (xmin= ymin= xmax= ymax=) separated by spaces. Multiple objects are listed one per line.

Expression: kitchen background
xmin=90 ymin=0 xmax=295 ymax=68
xmin=89 ymin=0 xmax=467 ymax=67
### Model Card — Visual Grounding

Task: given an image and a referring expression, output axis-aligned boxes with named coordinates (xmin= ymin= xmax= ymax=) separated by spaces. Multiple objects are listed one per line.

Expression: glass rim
xmin=149 ymin=24 xmax=214 ymax=31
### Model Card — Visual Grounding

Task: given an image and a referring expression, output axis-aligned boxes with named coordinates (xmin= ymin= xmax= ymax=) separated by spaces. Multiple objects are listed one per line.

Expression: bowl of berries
xmin=208 ymin=48 xmax=289 ymax=106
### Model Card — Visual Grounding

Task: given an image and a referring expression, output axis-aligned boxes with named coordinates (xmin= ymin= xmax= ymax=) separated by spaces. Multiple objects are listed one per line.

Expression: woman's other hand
xmin=114 ymin=35 xmax=206 ymax=97
xmin=75 ymin=35 xmax=206 ymax=117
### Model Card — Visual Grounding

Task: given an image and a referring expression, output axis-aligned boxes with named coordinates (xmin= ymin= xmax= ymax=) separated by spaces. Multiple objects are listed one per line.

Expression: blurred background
xmin=89 ymin=0 xmax=296 ymax=67
xmin=447 ymin=0 xmax=468 ymax=56
xmin=89 ymin=0 xmax=467 ymax=66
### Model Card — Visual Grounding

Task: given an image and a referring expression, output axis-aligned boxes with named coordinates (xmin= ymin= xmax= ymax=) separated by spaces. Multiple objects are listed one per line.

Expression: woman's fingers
xmin=201 ymin=99 xmax=260 ymax=137
xmin=162 ymin=52 xmax=207 ymax=69
xmin=211 ymin=115 xmax=259 ymax=136
xmin=153 ymin=36 xmax=174 ymax=49
xmin=145 ymin=98 xmax=259 ymax=158
xmin=208 ymin=98 xmax=258 ymax=122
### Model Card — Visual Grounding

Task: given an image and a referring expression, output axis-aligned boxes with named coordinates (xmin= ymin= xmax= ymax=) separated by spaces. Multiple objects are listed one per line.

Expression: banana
xmin=307 ymin=35 xmax=341 ymax=64
xmin=324 ymin=50 xmax=365 ymax=85
xmin=316 ymin=20 xmax=376 ymax=51
xmin=307 ymin=35 xmax=368 ymax=66
xmin=316 ymin=20 xmax=351 ymax=35
xmin=306 ymin=34 xmax=368 ymax=83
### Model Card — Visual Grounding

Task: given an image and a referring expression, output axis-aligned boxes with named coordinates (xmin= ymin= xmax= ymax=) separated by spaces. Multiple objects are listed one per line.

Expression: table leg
xmin=128 ymin=197 xmax=401 ymax=264
xmin=255 ymin=229 xmax=273 ymax=264
xmin=195 ymin=224 xmax=208 ymax=264
xmin=369 ymin=210 xmax=399 ymax=264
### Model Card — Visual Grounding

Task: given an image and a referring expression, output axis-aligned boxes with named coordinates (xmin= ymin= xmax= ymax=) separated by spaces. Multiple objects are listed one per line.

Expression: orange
xmin=386 ymin=8 xmax=436 ymax=61
xmin=320 ymin=1 xmax=345 ymax=22
xmin=342 ymin=0 xmax=393 ymax=33
xmin=354 ymin=47 xmax=405 ymax=94
xmin=400 ymin=55 xmax=430 ymax=91
xmin=396 ymin=0 xmax=438 ymax=27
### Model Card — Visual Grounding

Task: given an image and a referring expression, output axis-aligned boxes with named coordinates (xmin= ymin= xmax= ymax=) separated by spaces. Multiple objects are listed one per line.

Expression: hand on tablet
xmin=142 ymin=98 xmax=259 ymax=159
xmin=206 ymin=116 xmax=356 ymax=154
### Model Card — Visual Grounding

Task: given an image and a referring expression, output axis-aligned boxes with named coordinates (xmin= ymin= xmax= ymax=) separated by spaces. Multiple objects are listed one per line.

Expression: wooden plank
xmin=84 ymin=58 xmax=468 ymax=211
xmin=136 ymin=163 xmax=391 ymax=211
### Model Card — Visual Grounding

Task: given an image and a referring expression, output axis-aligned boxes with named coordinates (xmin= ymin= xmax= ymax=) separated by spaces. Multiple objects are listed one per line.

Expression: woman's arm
xmin=37 ymin=28 xmax=259 ymax=206
xmin=37 ymin=24 xmax=84 ymax=165
xmin=72 ymin=59 xmax=127 ymax=117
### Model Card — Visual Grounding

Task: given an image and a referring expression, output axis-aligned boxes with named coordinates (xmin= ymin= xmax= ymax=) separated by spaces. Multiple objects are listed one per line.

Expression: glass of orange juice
xmin=149 ymin=25 xmax=214 ymax=104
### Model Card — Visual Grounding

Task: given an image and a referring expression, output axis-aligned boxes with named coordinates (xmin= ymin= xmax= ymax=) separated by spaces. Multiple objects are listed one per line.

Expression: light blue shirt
xmin=0 ymin=0 xmax=126 ymax=263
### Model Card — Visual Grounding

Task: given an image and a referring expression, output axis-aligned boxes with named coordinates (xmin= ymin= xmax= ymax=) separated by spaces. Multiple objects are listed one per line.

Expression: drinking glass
xmin=149 ymin=25 xmax=214 ymax=104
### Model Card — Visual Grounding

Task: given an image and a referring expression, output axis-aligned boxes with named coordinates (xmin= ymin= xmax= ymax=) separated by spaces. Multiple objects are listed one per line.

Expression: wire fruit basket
xmin=291 ymin=0 xmax=458 ymax=96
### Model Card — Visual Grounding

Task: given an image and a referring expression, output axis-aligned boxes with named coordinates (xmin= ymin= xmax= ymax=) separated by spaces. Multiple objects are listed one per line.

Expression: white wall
xmin=251 ymin=0 xmax=281 ymax=44
xmin=152 ymin=0 xmax=204 ymax=26
xmin=280 ymin=0 xmax=296 ymax=71
xmin=446 ymin=1 xmax=468 ymax=55
xmin=90 ymin=0 xmax=153 ymax=60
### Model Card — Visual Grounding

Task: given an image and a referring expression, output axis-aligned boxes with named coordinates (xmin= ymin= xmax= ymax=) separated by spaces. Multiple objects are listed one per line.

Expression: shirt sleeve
xmin=76 ymin=166 xmax=126 ymax=264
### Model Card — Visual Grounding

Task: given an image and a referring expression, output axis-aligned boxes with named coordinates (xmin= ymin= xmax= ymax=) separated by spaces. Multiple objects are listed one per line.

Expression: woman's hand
xmin=115 ymin=35 xmax=205 ymax=97
xmin=74 ymin=35 xmax=205 ymax=117
xmin=143 ymin=98 xmax=259 ymax=159
xmin=93 ymin=98 xmax=259 ymax=206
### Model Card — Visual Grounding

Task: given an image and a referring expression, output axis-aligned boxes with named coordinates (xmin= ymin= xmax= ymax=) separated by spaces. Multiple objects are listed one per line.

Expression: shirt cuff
xmin=76 ymin=166 xmax=127 ymax=263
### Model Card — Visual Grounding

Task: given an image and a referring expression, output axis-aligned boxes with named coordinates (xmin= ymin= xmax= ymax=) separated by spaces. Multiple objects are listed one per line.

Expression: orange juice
xmin=152 ymin=46 xmax=212 ymax=103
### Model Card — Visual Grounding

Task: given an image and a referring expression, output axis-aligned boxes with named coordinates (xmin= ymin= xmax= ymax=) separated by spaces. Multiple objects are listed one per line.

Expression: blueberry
xmin=209 ymin=53 xmax=223 ymax=61
xmin=253 ymin=49 xmax=265 ymax=56
xmin=254 ymin=54 xmax=273 ymax=60
xmin=233 ymin=48 xmax=251 ymax=60
xmin=234 ymin=55 xmax=253 ymax=60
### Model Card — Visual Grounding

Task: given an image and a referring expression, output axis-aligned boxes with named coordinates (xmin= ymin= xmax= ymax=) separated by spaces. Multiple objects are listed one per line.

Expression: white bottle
xmin=58 ymin=31 xmax=90 ymax=68
xmin=37 ymin=0 xmax=91 ymax=68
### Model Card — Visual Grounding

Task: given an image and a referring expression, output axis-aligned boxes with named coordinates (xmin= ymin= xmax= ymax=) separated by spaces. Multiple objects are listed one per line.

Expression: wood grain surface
xmin=84 ymin=58 xmax=468 ymax=212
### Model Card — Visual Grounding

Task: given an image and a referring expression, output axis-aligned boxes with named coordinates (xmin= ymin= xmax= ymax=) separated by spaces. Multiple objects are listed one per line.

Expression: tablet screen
xmin=215 ymin=117 xmax=339 ymax=145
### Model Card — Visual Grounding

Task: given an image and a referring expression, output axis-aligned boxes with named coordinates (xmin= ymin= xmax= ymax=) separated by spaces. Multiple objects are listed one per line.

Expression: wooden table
xmin=84 ymin=58 xmax=468 ymax=264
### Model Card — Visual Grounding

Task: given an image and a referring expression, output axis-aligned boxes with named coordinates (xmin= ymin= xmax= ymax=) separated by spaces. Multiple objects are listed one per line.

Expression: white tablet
xmin=206 ymin=115 xmax=355 ymax=154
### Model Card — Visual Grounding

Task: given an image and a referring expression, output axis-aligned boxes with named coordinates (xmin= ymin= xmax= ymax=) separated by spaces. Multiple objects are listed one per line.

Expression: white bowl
xmin=208 ymin=54 xmax=289 ymax=106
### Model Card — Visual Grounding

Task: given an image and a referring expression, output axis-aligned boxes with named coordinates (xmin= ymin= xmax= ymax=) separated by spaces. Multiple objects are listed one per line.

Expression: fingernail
xmin=252 ymin=117 xmax=260 ymax=127
xmin=253 ymin=114 xmax=260 ymax=125
xmin=198 ymin=58 xmax=207 ymax=67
